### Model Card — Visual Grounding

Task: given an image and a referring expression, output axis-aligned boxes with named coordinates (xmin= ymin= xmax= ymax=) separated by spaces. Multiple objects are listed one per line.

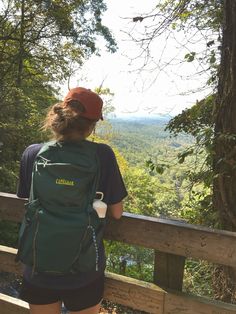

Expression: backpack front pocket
xmin=34 ymin=209 xmax=90 ymax=274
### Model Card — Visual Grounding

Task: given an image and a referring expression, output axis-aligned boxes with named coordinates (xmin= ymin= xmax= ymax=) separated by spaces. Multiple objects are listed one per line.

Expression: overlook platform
xmin=1 ymin=192 xmax=236 ymax=313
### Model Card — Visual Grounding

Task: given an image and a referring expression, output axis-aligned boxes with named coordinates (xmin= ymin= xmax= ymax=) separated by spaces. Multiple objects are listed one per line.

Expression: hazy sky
xmin=63 ymin=0 xmax=213 ymax=117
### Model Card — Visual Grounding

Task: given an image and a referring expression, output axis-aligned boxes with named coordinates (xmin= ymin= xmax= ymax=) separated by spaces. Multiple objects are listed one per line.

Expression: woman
xmin=17 ymin=87 xmax=127 ymax=314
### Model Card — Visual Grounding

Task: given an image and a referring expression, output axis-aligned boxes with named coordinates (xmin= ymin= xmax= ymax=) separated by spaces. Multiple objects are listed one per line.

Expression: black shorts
xmin=19 ymin=274 xmax=104 ymax=311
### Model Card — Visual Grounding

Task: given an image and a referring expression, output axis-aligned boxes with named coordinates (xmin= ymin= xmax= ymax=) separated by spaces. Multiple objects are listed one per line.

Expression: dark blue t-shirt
xmin=17 ymin=141 xmax=127 ymax=289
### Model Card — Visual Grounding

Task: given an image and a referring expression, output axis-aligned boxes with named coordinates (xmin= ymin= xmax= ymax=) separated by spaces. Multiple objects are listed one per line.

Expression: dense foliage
xmin=0 ymin=0 xmax=116 ymax=193
xmin=97 ymin=117 xmax=213 ymax=297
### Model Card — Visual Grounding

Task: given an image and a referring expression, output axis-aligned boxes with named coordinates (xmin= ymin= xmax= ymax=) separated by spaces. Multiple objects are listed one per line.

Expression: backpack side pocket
xmin=70 ymin=211 xmax=106 ymax=273
xmin=15 ymin=199 xmax=40 ymax=265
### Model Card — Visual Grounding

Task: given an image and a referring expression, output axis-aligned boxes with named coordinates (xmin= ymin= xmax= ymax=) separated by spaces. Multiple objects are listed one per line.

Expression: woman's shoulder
xmin=22 ymin=143 xmax=43 ymax=160
xmin=97 ymin=143 xmax=115 ymax=158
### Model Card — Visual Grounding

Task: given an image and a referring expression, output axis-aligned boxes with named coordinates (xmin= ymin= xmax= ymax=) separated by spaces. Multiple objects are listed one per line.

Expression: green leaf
xmin=184 ymin=52 xmax=196 ymax=62
xmin=155 ymin=164 xmax=165 ymax=174
xmin=178 ymin=149 xmax=194 ymax=164
xmin=207 ymin=40 xmax=215 ymax=47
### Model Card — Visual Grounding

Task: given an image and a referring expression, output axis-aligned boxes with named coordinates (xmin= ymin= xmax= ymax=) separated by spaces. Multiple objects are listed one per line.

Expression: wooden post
xmin=154 ymin=251 xmax=186 ymax=291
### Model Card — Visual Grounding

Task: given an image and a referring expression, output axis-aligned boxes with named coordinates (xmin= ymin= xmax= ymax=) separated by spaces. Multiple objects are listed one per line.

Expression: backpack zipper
xmin=87 ymin=225 xmax=99 ymax=271
xmin=31 ymin=211 xmax=39 ymax=277
xmin=87 ymin=214 xmax=99 ymax=271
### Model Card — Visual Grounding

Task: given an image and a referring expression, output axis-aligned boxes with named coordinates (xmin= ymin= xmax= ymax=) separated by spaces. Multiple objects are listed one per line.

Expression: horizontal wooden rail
xmin=0 ymin=293 xmax=29 ymax=314
xmin=105 ymin=213 xmax=236 ymax=267
xmin=0 ymin=245 xmax=165 ymax=313
xmin=1 ymin=192 xmax=236 ymax=267
xmin=1 ymin=245 xmax=236 ymax=314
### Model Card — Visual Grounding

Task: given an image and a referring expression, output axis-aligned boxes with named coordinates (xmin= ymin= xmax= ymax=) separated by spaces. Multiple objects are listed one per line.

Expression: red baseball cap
xmin=64 ymin=87 xmax=103 ymax=120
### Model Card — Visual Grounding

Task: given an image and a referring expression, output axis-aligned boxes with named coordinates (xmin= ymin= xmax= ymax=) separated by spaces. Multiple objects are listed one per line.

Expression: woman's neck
xmin=59 ymin=133 xmax=85 ymax=142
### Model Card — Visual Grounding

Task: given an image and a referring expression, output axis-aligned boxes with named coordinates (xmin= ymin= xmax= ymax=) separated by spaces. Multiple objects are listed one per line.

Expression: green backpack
xmin=16 ymin=140 xmax=105 ymax=275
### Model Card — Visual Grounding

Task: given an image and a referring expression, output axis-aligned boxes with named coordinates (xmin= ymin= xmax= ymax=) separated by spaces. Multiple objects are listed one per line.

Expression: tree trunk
xmin=213 ymin=0 xmax=236 ymax=302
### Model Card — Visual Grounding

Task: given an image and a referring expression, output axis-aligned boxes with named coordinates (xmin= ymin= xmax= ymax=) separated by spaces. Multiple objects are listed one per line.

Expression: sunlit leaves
xmin=184 ymin=51 xmax=196 ymax=62
xmin=165 ymin=94 xmax=217 ymax=225
xmin=167 ymin=95 xmax=215 ymax=137
xmin=145 ymin=159 xmax=168 ymax=174
xmin=0 ymin=0 xmax=117 ymax=196
xmin=177 ymin=148 xmax=194 ymax=164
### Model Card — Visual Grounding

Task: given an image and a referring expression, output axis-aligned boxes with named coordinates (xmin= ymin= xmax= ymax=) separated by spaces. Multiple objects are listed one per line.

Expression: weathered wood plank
xmin=0 ymin=245 xmax=22 ymax=275
xmin=0 ymin=245 xmax=165 ymax=313
xmin=104 ymin=272 xmax=165 ymax=314
xmin=164 ymin=290 xmax=236 ymax=314
xmin=2 ymin=192 xmax=236 ymax=267
xmin=1 ymin=246 xmax=236 ymax=314
xmin=0 ymin=277 xmax=164 ymax=314
xmin=0 ymin=193 xmax=26 ymax=223
xmin=1 ymin=271 xmax=236 ymax=314
xmin=154 ymin=251 xmax=186 ymax=291
xmin=0 ymin=283 xmax=163 ymax=314
xmin=105 ymin=213 xmax=236 ymax=268
xmin=0 ymin=293 xmax=29 ymax=314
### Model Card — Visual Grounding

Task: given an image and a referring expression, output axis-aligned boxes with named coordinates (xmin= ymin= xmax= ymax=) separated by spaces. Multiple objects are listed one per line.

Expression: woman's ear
xmin=86 ymin=123 xmax=96 ymax=138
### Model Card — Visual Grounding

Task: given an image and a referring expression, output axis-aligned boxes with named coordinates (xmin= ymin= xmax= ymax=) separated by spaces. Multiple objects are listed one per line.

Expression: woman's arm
xmin=107 ymin=201 xmax=123 ymax=219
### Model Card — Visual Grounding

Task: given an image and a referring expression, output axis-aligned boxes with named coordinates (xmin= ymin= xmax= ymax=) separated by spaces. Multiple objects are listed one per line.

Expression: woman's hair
xmin=43 ymin=100 xmax=97 ymax=141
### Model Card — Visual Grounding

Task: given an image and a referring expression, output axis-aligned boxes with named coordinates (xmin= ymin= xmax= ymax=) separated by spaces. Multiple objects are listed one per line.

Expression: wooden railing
xmin=1 ymin=192 xmax=236 ymax=313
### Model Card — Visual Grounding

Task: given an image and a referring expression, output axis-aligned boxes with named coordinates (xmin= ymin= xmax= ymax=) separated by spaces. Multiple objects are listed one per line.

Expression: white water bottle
xmin=93 ymin=192 xmax=107 ymax=218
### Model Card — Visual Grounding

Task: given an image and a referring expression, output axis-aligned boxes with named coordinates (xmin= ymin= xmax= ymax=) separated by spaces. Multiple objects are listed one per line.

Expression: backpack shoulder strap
xmin=89 ymin=142 xmax=100 ymax=206
xmin=28 ymin=141 xmax=55 ymax=202
xmin=79 ymin=140 xmax=100 ymax=209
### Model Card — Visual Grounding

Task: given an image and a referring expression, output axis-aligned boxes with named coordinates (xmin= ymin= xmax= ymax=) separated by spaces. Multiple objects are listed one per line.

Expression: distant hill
xmin=98 ymin=116 xmax=192 ymax=165
xmin=108 ymin=114 xmax=171 ymax=124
